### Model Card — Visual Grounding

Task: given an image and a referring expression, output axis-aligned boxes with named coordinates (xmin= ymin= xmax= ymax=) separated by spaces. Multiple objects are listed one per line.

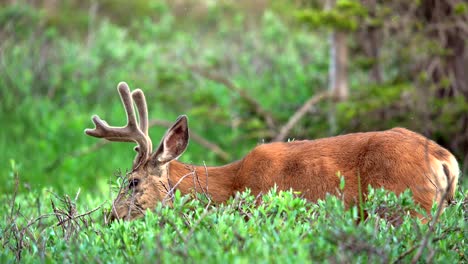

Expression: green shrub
xmin=1 ymin=172 xmax=466 ymax=263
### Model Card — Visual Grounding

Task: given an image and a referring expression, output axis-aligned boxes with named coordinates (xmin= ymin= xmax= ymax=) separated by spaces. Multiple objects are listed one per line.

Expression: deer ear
xmin=150 ymin=115 xmax=189 ymax=166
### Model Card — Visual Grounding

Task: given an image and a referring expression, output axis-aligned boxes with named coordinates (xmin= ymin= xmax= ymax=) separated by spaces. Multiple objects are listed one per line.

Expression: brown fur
xmin=108 ymin=127 xmax=459 ymax=221
xmin=86 ymin=84 xmax=459 ymax=221
xmin=174 ymin=128 xmax=458 ymax=207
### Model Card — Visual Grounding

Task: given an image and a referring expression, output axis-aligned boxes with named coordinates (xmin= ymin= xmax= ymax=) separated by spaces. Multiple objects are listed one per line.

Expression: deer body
xmin=85 ymin=83 xmax=459 ymax=221
xmin=168 ymin=128 xmax=458 ymax=211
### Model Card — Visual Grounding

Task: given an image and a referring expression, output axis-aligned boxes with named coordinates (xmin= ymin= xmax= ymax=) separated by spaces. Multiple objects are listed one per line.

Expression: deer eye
xmin=128 ymin=179 xmax=140 ymax=189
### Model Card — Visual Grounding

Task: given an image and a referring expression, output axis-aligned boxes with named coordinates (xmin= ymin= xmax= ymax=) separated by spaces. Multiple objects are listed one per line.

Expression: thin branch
xmin=393 ymin=227 xmax=461 ymax=263
xmin=164 ymin=171 xmax=196 ymax=202
xmin=189 ymin=65 xmax=277 ymax=131
xmin=274 ymin=91 xmax=330 ymax=142
xmin=55 ymin=205 xmax=102 ymax=227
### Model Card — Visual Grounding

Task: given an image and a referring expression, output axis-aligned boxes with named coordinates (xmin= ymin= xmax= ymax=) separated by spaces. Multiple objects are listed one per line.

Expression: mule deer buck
xmin=85 ymin=82 xmax=459 ymax=221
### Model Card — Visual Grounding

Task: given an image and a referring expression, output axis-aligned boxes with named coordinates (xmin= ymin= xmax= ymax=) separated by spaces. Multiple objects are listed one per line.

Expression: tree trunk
xmin=325 ymin=0 xmax=349 ymax=101
xmin=325 ymin=0 xmax=349 ymax=135
xmin=329 ymin=30 xmax=349 ymax=101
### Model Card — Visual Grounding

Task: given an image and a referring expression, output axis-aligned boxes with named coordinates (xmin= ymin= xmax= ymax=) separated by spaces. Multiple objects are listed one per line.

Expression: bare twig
xmin=274 ymin=91 xmax=330 ymax=142
xmin=203 ymin=161 xmax=209 ymax=194
xmin=164 ymin=171 xmax=197 ymax=202
xmin=186 ymin=164 xmax=211 ymax=202
xmin=55 ymin=205 xmax=102 ymax=227
xmin=189 ymin=65 xmax=277 ymax=131
xmin=49 ymin=190 xmax=103 ymax=240
xmin=3 ymin=177 xmax=102 ymax=261
xmin=393 ymin=227 xmax=461 ymax=263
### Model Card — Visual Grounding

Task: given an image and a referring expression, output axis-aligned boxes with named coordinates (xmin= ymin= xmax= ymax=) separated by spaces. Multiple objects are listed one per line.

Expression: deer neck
xmin=167 ymin=160 xmax=242 ymax=203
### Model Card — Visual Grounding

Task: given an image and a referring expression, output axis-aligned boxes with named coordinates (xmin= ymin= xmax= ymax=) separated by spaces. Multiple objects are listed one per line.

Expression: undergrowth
xmin=1 ymin=167 xmax=466 ymax=263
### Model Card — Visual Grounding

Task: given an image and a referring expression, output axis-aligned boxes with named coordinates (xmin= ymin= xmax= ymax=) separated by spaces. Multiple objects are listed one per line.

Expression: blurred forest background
xmin=1 ymin=0 xmax=467 ymax=195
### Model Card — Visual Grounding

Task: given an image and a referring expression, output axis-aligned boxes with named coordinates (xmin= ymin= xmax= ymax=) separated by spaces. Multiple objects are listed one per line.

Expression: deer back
xmin=233 ymin=127 xmax=458 ymax=212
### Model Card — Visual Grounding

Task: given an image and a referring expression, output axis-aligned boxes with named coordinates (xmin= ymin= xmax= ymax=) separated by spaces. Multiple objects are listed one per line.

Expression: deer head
xmin=85 ymin=82 xmax=189 ymax=221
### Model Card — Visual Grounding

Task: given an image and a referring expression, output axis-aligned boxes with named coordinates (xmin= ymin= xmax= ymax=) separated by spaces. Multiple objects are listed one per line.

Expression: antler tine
xmin=84 ymin=82 xmax=150 ymax=167
xmin=131 ymin=89 xmax=152 ymax=153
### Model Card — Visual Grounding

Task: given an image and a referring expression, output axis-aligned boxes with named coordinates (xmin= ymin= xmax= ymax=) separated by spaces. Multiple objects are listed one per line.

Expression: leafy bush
xmin=1 ymin=167 xmax=466 ymax=263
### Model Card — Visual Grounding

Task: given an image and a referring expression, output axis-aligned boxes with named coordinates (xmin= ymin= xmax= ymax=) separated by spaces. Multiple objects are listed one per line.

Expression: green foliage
xmin=0 ymin=3 xmax=42 ymax=38
xmin=1 ymin=169 xmax=466 ymax=263
xmin=0 ymin=1 xmax=332 ymax=193
xmin=296 ymin=0 xmax=367 ymax=31
xmin=336 ymin=82 xmax=411 ymax=129
xmin=454 ymin=2 xmax=468 ymax=15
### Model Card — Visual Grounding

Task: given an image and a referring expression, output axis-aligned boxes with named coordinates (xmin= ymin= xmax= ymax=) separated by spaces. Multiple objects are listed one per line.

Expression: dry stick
xmin=45 ymin=119 xmax=230 ymax=172
xmin=187 ymin=164 xmax=211 ymax=201
xmin=203 ymin=161 xmax=209 ymax=194
xmin=55 ymin=205 xmax=102 ymax=227
xmin=394 ymin=244 xmax=419 ymax=264
xmin=49 ymin=189 xmax=103 ymax=231
xmin=393 ymin=227 xmax=461 ymax=264
xmin=7 ymin=213 xmax=55 ymax=261
xmin=7 ymin=165 xmax=20 ymax=227
xmin=164 ymin=171 xmax=197 ymax=202
xmin=274 ymin=91 xmax=330 ymax=142
xmin=189 ymin=65 xmax=277 ymax=131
